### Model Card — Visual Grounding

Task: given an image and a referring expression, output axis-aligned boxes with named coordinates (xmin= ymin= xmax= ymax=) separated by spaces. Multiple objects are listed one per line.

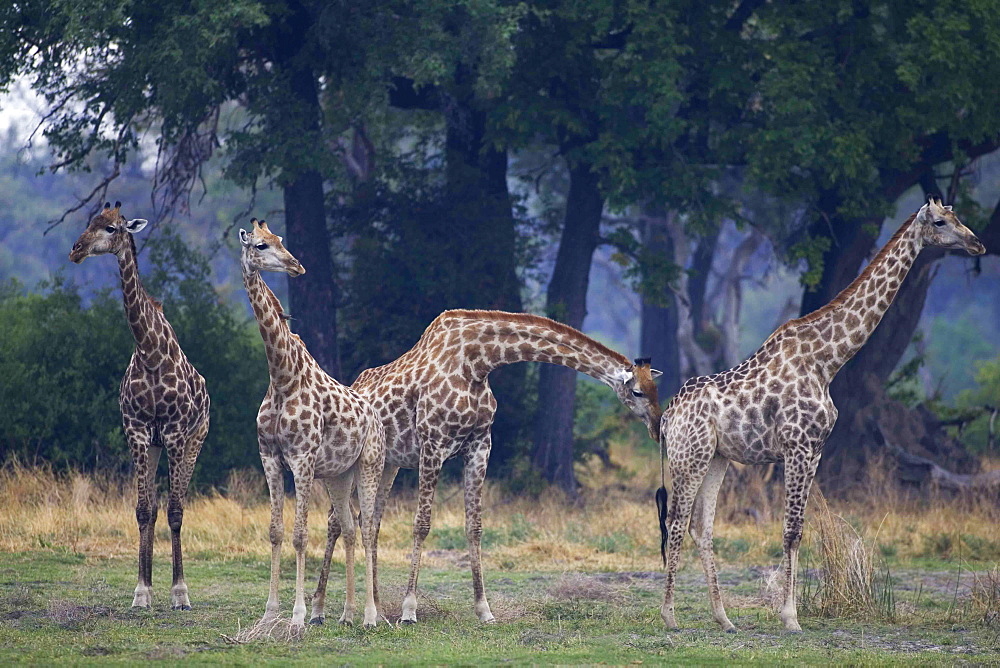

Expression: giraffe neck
xmin=241 ymin=252 xmax=300 ymax=387
xmin=116 ymin=234 xmax=175 ymax=367
xmin=808 ymin=215 xmax=923 ymax=379
xmin=445 ymin=311 xmax=630 ymax=386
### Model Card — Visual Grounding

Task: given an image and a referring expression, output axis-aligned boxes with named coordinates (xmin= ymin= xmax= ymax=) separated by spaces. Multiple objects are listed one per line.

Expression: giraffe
xmin=69 ymin=202 xmax=210 ymax=611
xmin=238 ymin=218 xmax=385 ymax=630
xmin=311 ymin=310 xmax=663 ymax=624
xmin=654 ymin=196 xmax=985 ymax=633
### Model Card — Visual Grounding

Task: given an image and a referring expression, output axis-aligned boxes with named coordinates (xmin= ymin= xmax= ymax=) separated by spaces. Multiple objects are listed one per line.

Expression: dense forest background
xmin=1 ymin=0 xmax=999 ymax=494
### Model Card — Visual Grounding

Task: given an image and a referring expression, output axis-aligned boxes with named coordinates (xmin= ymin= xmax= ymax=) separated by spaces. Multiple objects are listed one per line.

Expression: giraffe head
xmin=915 ymin=196 xmax=985 ymax=255
xmin=68 ymin=202 xmax=148 ymax=263
xmin=239 ymin=218 xmax=306 ymax=276
xmin=616 ymin=357 xmax=663 ymax=441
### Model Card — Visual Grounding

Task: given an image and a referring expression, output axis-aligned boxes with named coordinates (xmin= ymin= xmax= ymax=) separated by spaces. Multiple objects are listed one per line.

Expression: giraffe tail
xmin=655 ymin=418 xmax=668 ymax=566
xmin=655 ymin=486 xmax=668 ymax=566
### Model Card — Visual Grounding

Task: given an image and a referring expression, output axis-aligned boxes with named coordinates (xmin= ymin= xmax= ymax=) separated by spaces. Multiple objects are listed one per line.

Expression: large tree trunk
xmin=532 ymin=162 xmax=604 ymax=493
xmin=283 ymin=63 xmax=341 ymax=378
xmin=640 ymin=216 xmax=681 ymax=398
xmin=442 ymin=87 xmax=525 ymax=460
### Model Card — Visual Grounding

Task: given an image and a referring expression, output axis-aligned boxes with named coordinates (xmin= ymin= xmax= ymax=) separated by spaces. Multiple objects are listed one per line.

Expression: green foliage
xmin=0 ymin=278 xmax=131 ymax=470
xmin=0 ymin=235 xmax=267 ymax=487
xmin=955 ymin=354 xmax=1000 ymax=453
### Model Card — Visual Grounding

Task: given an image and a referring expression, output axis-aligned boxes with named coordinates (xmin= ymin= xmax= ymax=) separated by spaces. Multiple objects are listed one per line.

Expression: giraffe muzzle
xmin=69 ymin=245 xmax=87 ymax=263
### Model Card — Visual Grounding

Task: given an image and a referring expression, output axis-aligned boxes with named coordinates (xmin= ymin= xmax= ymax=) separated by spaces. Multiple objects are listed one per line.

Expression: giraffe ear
xmin=239 ymin=228 xmax=251 ymax=246
xmin=650 ymin=368 xmax=663 ymax=380
xmin=125 ymin=219 xmax=148 ymax=234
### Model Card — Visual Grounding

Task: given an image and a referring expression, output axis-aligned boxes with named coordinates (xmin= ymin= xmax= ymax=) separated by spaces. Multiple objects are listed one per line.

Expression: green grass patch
xmin=1 ymin=551 xmax=998 ymax=664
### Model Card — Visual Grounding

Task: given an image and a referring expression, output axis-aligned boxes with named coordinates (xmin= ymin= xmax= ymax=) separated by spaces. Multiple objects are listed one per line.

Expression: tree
xmin=743 ymin=0 xmax=1000 ymax=488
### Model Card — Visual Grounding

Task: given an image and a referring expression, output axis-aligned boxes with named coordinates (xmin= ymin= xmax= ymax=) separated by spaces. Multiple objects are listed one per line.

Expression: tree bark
xmin=532 ymin=162 xmax=604 ymax=493
xmin=441 ymin=87 xmax=525 ymax=460
xmin=282 ymin=61 xmax=340 ymax=378
xmin=639 ymin=216 xmax=681 ymax=398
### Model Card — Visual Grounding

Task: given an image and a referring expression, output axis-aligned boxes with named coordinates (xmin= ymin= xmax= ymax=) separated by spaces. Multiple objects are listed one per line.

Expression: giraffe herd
xmin=68 ymin=197 xmax=985 ymax=634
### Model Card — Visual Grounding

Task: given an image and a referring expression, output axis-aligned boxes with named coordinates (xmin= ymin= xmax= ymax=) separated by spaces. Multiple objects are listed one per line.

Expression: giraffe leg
xmin=128 ymin=426 xmax=157 ymax=609
xmin=400 ymin=451 xmax=446 ymax=625
xmin=370 ymin=466 xmax=399 ymax=611
xmin=309 ymin=482 xmax=342 ymax=626
xmin=778 ymin=449 xmax=820 ymax=633
xmin=688 ymin=455 xmax=734 ymax=632
xmin=289 ymin=464 xmax=316 ymax=630
xmin=463 ymin=434 xmax=495 ymax=623
xmin=355 ymin=430 xmax=384 ymax=629
xmin=661 ymin=446 xmax=712 ymax=630
xmin=320 ymin=473 xmax=357 ymax=627
xmin=165 ymin=418 xmax=208 ymax=611
xmin=261 ymin=453 xmax=285 ymax=623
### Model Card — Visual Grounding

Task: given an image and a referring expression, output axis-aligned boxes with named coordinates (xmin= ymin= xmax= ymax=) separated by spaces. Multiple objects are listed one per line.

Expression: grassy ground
xmin=1 ymin=448 xmax=999 ymax=664
xmin=1 ymin=551 xmax=998 ymax=664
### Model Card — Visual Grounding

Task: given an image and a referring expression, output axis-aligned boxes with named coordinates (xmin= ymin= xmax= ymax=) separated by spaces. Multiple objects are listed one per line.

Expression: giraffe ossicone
xmin=69 ymin=202 xmax=210 ymax=611
xmin=655 ymin=198 xmax=984 ymax=634
xmin=239 ymin=219 xmax=385 ymax=632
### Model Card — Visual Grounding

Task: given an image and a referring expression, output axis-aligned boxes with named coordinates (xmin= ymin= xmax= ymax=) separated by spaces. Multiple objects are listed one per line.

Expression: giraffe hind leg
xmin=689 ymin=455 xmax=735 ymax=632
xmin=309 ymin=481 xmax=343 ymax=625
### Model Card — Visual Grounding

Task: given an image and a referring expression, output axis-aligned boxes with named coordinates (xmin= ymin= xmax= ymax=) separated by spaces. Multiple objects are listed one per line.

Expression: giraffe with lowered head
xmin=312 ymin=310 xmax=663 ymax=624
xmin=239 ymin=218 xmax=385 ymax=630
xmin=655 ymin=196 xmax=985 ymax=633
xmin=69 ymin=202 xmax=210 ymax=610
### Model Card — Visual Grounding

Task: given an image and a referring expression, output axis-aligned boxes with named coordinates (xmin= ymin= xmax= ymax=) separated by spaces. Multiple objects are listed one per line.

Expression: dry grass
xmin=1 ymin=444 xmax=998 ymax=578
xmin=800 ymin=491 xmax=895 ymax=622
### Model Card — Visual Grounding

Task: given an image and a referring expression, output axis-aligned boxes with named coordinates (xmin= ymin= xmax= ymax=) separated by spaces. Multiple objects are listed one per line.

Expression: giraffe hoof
xmin=309 ymin=617 xmax=324 ymax=626
xmin=339 ymin=619 xmax=353 ymax=627
xmin=400 ymin=619 xmax=417 ymax=626
xmin=724 ymin=627 xmax=737 ymax=634
xmin=172 ymin=604 xmax=192 ymax=611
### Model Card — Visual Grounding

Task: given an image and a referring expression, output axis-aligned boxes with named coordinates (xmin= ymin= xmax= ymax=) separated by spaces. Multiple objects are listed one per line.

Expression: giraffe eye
xmin=105 ymin=225 xmax=116 ymax=233
xmin=933 ymin=219 xmax=946 ymax=227
xmin=632 ymin=390 xmax=644 ymax=398
xmin=255 ymin=243 xmax=268 ymax=250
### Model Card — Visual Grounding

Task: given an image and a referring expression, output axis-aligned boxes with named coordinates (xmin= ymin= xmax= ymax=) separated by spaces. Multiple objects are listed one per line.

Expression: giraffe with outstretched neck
xmin=69 ymin=202 xmax=210 ymax=611
xmin=239 ymin=219 xmax=385 ymax=631
xmin=312 ymin=310 xmax=663 ymax=624
xmin=655 ymin=197 xmax=985 ymax=633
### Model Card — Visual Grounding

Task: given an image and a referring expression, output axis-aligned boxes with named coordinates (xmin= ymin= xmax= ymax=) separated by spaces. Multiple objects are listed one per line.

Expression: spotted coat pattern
xmin=239 ymin=219 xmax=386 ymax=630
xmin=69 ymin=203 xmax=210 ymax=611
xmin=656 ymin=198 xmax=986 ymax=633
xmin=339 ymin=310 xmax=663 ymax=623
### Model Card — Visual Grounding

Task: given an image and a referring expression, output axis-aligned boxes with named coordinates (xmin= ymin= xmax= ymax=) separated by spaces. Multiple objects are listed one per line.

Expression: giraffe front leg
xmin=289 ymin=466 xmax=315 ymax=631
xmin=778 ymin=450 xmax=820 ymax=633
xmin=309 ymin=483 xmax=342 ymax=626
xmin=689 ymin=455 xmax=734 ymax=632
xmin=128 ymin=428 xmax=158 ymax=609
xmin=261 ymin=453 xmax=285 ymax=623
xmin=166 ymin=419 xmax=207 ymax=611
xmin=401 ymin=451 xmax=445 ymax=625
xmin=463 ymin=436 xmax=495 ymax=623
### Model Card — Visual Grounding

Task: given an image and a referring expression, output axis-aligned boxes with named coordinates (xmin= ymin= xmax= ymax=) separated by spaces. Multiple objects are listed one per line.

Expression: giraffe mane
xmin=433 ymin=309 xmax=632 ymax=367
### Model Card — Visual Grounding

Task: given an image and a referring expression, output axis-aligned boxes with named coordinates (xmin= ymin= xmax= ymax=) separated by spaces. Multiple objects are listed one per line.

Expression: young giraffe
xmin=313 ymin=311 xmax=663 ymax=624
xmin=69 ymin=202 xmax=210 ymax=610
xmin=656 ymin=197 xmax=985 ymax=633
xmin=238 ymin=219 xmax=385 ymax=630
